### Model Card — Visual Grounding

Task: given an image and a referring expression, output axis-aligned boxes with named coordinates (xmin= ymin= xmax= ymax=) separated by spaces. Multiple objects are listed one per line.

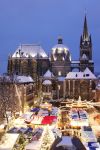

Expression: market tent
xmin=56 ymin=136 xmax=75 ymax=149
xmin=41 ymin=116 xmax=57 ymax=125
xmin=30 ymin=108 xmax=40 ymax=112
xmin=87 ymin=142 xmax=100 ymax=149
xmin=0 ymin=133 xmax=19 ymax=150
xmin=31 ymin=116 xmax=43 ymax=124
xmin=25 ymin=141 xmax=41 ymax=150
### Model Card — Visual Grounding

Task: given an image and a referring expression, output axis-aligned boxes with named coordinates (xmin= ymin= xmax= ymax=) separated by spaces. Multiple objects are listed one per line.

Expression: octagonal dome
xmin=51 ymin=37 xmax=71 ymax=61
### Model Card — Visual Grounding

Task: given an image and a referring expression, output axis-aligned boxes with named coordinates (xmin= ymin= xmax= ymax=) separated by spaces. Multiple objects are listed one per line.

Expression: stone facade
xmin=8 ymin=56 xmax=37 ymax=80
xmin=7 ymin=16 xmax=97 ymax=101
xmin=64 ymin=79 xmax=95 ymax=100
xmin=16 ymin=82 xmax=35 ymax=112
xmin=7 ymin=44 xmax=50 ymax=81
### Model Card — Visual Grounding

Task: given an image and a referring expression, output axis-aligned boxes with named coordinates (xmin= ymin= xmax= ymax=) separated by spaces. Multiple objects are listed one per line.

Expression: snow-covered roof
xmin=15 ymin=75 xmax=34 ymax=83
xmin=12 ymin=44 xmax=48 ymax=58
xmin=66 ymin=68 xmax=96 ymax=79
xmin=58 ymin=77 xmax=65 ymax=81
xmin=43 ymin=80 xmax=52 ymax=85
xmin=43 ymin=70 xmax=54 ymax=78
xmin=25 ymin=141 xmax=41 ymax=150
xmin=0 ymin=133 xmax=19 ymax=150
xmin=56 ymin=136 xmax=73 ymax=147
xmin=84 ymin=68 xmax=96 ymax=79
xmin=81 ymin=126 xmax=97 ymax=142
xmin=71 ymin=60 xmax=80 ymax=64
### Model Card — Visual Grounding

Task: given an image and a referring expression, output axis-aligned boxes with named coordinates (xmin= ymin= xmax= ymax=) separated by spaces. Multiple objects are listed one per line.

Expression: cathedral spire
xmin=83 ymin=15 xmax=89 ymax=40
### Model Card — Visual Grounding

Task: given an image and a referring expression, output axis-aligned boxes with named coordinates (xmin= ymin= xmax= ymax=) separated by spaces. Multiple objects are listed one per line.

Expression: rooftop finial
xmin=85 ymin=8 xmax=87 ymax=15
xmin=58 ymin=35 xmax=63 ymax=44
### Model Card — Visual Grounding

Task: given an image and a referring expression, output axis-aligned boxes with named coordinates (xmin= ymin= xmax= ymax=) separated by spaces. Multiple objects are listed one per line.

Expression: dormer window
xmin=86 ymin=74 xmax=89 ymax=77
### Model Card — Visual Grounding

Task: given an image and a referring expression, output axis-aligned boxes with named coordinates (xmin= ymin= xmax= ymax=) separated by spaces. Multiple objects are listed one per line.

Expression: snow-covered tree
xmin=40 ymin=126 xmax=55 ymax=150
xmin=0 ymin=75 xmax=20 ymax=124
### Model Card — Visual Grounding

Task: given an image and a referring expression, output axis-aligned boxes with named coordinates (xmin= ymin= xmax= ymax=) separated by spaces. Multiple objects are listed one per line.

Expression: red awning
xmin=41 ymin=116 xmax=57 ymax=125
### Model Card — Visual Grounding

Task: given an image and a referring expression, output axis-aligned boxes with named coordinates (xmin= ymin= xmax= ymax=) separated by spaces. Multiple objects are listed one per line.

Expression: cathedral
xmin=7 ymin=16 xmax=96 ymax=100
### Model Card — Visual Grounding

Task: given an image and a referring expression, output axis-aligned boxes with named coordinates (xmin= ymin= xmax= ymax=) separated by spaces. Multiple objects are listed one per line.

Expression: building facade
xmin=7 ymin=44 xmax=50 ymax=80
xmin=64 ymin=68 xmax=96 ymax=100
xmin=7 ymin=16 xmax=96 ymax=101
xmin=7 ymin=16 xmax=94 ymax=79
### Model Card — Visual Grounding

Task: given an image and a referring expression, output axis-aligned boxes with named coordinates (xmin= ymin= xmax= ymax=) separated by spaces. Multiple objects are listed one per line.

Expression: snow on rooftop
xmin=0 ymin=133 xmax=19 ymax=150
xmin=25 ymin=141 xmax=41 ymax=150
xmin=66 ymin=68 xmax=96 ymax=79
xmin=43 ymin=70 xmax=54 ymax=78
xmin=58 ymin=77 xmax=65 ymax=81
xmin=15 ymin=75 xmax=34 ymax=83
xmin=42 ymin=80 xmax=52 ymax=85
xmin=81 ymin=127 xmax=97 ymax=142
xmin=12 ymin=44 xmax=48 ymax=58
xmin=71 ymin=60 xmax=80 ymax=63
xmin=56 ymin=136 xmax=73 ymax=147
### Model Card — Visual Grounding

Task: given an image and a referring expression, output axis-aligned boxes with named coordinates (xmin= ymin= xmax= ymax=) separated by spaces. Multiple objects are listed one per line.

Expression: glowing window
xmin=58 ymin=71 xmax=61 ymax=76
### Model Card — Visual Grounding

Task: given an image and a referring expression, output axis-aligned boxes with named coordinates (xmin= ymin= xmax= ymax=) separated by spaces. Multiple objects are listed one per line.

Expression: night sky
xmin=0 ymin=0 xmax=100 ymax=73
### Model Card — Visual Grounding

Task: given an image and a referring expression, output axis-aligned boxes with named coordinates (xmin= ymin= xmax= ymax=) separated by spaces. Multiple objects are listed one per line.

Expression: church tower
xmin=80 ymin=15 xmax=94 ymax=72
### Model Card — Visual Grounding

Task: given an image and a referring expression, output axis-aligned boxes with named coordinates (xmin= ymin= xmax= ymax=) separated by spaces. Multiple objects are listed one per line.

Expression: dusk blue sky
xmin=0 ymin=0 xmax=100 ymax=73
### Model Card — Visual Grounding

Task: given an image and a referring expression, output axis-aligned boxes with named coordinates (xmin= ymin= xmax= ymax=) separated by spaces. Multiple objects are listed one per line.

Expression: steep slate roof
xmin=66 ymin=68 xmax=96 ymax=79
xmin=43 ymin=70 xmax=54 ymax=78
xmin=12 ymin=44 xmax=48 ymax=58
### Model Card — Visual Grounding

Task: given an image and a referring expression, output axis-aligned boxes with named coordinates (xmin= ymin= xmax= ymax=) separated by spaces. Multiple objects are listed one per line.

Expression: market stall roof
xmin=56 ymin=136 xmax=73 ymax=148
xmin=25 ymin=141 xmax=41 ymax=150
xmin=31 ymin=116 xmax=43 ymax=124
xmin=81 ymin=126 xmax=97 ymax=142
xmin=30 ymin=108 xmax=40 ymax=112
xmin=0 ymin=133 xmax=19 ymax=150
xmin=87 ymin=142 xmax=100 ymax=149
xmin=41 ymin=116 xmax=57 ymax=125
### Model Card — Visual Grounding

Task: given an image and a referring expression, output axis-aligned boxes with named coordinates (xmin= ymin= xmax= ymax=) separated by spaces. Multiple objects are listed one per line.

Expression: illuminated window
xmin=58 ymin=71 xmax=61 ymax=76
